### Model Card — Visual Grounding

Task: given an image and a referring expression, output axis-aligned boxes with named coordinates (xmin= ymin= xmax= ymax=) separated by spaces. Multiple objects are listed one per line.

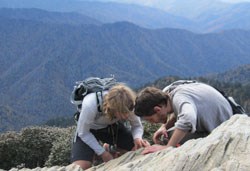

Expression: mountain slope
xmin=206 ymin=64 xmax=250 ymax=84
xmin=0 ymin=8 xmax=102 ymax=25
xmin=1 ymin=0 xmax=250 ymax=33
xmin=1 ymin=16 xmax=250 ymax=132
xmin=0 ymin=0 xmax=195 ymax=30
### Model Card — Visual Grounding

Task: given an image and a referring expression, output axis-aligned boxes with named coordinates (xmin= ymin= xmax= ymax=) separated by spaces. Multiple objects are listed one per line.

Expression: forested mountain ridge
xmin=1 ymin=11 xmax=250 ymax=132
xmin=1 ymin=0 xmax=250 ymax=32
xmin=0 ymin=2 xmax=194 ymax=31
xmin=0 ymin=8 xmax=102 ymax=25
xmin=206 ymin=64 xmax=250 ymax=85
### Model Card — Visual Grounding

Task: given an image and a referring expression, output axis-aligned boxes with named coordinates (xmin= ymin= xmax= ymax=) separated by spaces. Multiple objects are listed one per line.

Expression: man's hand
xmin=141 ymin=145 xmax=168 ymax=155
xmin=101 ymin=151 xmax=113 ymax=162
xmin=153 ymin=124 xmax=168 ymax=144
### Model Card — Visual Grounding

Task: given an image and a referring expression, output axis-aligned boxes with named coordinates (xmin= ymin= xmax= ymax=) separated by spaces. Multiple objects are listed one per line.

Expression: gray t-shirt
xmin=164 ymin=82 xmax=233 ymax=133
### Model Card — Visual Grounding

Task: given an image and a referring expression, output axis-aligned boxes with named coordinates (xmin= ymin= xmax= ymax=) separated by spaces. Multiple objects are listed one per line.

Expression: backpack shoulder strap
xmin=96 ymin=91 xmax=103 ymax=112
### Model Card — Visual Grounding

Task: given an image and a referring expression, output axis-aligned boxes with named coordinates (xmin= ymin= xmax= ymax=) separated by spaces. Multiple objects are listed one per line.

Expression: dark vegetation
xmin=0 ymin=126 xmax=75 ymax=170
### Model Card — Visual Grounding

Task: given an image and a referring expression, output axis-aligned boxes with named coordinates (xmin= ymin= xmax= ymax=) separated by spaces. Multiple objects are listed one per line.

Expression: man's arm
xmin=153 ymin=113 xmax=176 ymax=144
xmin=166 ymin=128 xmax=187 ymax=147
xmin=141 ymin=128 xmax=188 ymax=155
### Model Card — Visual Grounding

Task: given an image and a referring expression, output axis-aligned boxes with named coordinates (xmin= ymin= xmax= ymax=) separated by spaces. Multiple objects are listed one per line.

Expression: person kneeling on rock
xmin=134 ymin=81 xmax=233 ymax=154
xmin=71 ymin=84 xmax=149 ymax=170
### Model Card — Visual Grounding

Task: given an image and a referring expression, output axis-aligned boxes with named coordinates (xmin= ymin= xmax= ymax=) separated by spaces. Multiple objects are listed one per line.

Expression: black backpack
xmin=163 ymin=80 xmax=246 ymax=115
xmin=70 ymin=77 xmax=118 ymax=122
xmin=216 ymin=89 xmax=246 ymax=114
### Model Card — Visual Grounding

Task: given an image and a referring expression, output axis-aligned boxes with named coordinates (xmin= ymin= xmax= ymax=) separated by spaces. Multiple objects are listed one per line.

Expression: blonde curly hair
xmin=102 ymin=84 xmax=136 ymax=120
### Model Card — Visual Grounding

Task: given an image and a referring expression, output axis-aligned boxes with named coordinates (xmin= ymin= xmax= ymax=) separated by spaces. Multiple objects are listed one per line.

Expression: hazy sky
xmin=87 ymin=0 xmax=250 ymax=10
xmin=89 ymin=0 xmax=250 ymax=5
xmin=221 ymin=0 xmax=250 ymax=2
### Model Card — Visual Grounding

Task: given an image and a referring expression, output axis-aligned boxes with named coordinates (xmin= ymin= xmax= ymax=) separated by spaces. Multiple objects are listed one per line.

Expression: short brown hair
xmin=134 ymin=87 xmax=168 ymax=117
xmin=102 ymin=84 xmax=135 ymax=120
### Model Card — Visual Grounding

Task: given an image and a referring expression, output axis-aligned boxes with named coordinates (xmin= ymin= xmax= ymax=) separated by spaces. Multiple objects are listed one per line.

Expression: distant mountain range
xmin=0 ymin=0 xmax=250 ymax=32
xmin=0 ymin=8 xmax=250 ymax=132
xmin=0 ymin=8 xmax=102 ymax=26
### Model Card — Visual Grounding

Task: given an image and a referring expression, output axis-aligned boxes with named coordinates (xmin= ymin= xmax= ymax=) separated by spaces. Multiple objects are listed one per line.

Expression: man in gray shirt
xmin=134 ymin=81 xmax=233 ymax=154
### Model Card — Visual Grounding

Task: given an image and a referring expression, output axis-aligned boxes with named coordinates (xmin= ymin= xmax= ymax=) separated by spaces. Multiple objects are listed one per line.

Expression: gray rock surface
xmin=6 ymin=164 xmax=82 ymax=171
xmin=88 ymin=114 xmax=250 ymax=171
xmin=5 ymin=114 xmax=250 ymax=171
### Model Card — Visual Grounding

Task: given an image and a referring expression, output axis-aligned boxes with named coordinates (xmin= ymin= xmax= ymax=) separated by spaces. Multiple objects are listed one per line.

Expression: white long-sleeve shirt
xmin=76 ymin=91 xmax=143 ymax=155
xmin=164 ymin=82 xmax=233 ymax=133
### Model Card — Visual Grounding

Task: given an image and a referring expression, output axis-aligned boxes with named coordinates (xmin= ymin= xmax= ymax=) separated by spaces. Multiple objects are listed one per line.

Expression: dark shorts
xmin=71 ymin=122 xmax=134 ymax=162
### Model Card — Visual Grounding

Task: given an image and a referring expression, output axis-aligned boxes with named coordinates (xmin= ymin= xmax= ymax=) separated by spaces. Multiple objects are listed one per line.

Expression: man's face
xmin=142 ymin=105 xmax=168 ymax=124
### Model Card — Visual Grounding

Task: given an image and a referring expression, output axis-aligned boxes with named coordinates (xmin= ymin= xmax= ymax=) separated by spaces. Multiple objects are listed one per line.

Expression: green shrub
xmin=0 ymin=131 xmax=22 ymax=170
xmin=142 ymin=121 xmax=161 ymax=145
xmin=0 ymin=123 xmax=158 ymax=170
xmin=45 ymin=127 xmax=75 ymax=167
xmin=0 ymin=126 xmax=76 ymax=170
xmin=20 ymin=127 xmax=57 ymax=168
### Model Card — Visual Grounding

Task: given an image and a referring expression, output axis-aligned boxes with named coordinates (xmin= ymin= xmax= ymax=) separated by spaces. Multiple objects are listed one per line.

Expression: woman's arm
xmin=128 ymin=114 xmax=144 ymax=139
xmin=77 ymin=93 xmax=106 ymax=155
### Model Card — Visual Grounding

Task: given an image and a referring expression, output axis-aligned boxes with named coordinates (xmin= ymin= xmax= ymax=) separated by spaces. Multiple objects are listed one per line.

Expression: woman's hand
xmin=153 ymin=124 xmax=168 ymax=144
xmin=133 ymin=138 xmax=150 ymax=150
xmin=101 ymin=151 xmax=113 ymax=162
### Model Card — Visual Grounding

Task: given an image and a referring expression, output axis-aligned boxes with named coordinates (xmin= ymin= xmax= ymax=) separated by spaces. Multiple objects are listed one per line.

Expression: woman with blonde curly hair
xmin=71 ymin=83 xmax=149 ymax=170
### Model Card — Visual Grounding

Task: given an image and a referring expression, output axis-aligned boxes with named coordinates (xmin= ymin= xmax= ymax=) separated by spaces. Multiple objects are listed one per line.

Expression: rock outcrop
xmin=88 ymin=114 xmax=250 ymax=171
xmin=4 ymin=114 xmax=250 ymax=171
xmin=1 ymin=164 xmax=82 ymax=171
